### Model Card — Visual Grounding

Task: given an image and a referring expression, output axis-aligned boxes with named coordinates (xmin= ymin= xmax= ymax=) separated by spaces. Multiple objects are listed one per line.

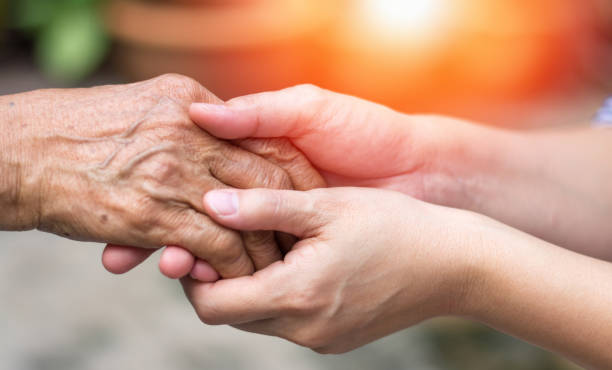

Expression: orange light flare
xmin=355 ymin=0 xmax=455 ymax=49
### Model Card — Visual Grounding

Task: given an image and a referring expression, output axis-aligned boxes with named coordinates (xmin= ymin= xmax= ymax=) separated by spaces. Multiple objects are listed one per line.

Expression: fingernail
xmin=206 ymin=190 xmax=238 ymax=216
xmin=191 ymin=103 xmax=229 ymax=114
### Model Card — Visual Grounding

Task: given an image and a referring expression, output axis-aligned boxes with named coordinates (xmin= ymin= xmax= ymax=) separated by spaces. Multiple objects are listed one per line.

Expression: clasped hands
xmin=97 ymin=79 xmax=492 ymax=354
xmin=5 ymin=73 xmax=612 ymax=366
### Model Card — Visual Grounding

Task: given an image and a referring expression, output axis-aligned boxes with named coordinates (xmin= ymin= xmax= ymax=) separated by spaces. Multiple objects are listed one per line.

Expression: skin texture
xmin=185 ymin=187 xmax=612 ymax=369
xmin=0 ymin=75 xmax=324 ymax=278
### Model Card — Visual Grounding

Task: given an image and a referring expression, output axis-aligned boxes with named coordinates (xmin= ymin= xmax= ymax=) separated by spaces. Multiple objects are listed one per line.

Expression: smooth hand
xmin=181 ymin=187 xmax=484 ymax=353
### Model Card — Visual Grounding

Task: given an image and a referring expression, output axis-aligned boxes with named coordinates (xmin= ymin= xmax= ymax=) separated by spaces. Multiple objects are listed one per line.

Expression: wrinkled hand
xmin=7 ymin=74 xmax=323 ymax=278
xmin=181 ymin=187 xmax=485 ymax=353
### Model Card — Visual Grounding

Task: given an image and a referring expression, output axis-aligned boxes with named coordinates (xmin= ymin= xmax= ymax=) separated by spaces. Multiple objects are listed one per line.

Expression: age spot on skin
xmin=100 ymin=214 xmax=108 ymax=223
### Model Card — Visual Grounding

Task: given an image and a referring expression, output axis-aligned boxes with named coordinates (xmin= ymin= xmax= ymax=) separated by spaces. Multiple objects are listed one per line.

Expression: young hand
xmin=180 ymin=187 xmax=484 ymax=353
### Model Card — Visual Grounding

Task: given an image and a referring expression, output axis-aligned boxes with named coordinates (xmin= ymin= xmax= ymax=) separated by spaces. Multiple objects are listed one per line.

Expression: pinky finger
xmin=102 ymin=244 xmax=156 ymax=274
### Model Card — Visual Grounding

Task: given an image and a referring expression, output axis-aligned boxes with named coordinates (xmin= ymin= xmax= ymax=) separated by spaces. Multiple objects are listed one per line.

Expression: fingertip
xmin=189 ymin=101 xmax=258 ymax=140
xmin=190 ymin=259 xmax=220 ymax=283
xmin=204 ymin=190 xmax=239 ymax=218
xmin=102 ymin=244 xmax=155 ymax=274
xmin=159 ymin=246 xmax=196 ymax=279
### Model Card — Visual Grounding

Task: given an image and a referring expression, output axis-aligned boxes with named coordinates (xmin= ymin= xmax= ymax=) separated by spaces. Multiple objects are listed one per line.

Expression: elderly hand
xmin=0 ymin=74 xmax=323 ymax=278
xmin=180 ymin=187 xmax=487 ymax=353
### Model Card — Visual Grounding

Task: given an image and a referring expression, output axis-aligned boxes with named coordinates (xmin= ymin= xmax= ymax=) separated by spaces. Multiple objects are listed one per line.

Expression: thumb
xmin=203 ymin=189 xmax=326 ymax=238
xmin=189 ymin=85 xmax=326 ymax=140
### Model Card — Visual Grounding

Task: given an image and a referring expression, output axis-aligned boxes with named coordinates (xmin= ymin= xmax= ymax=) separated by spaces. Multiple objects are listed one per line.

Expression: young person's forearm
xmin=464 ymin=224 xmax=612 ymax=369
xmin=436 ymin=124 xmax=612 ymax=260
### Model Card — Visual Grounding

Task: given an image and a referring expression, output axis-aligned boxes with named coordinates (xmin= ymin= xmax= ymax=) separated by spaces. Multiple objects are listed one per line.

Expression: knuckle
xmin=153 ymin=73 xmax=203 ymax=100
xmin=243 ymin=230 xmax=274 ymax=245
xmin=242 ymin=231 xmax=280 ymax=269
xmin=292 ymin=328 xmax=327 ymax=350
xmin=194 ymin=305 xmax=224 ymax=326
xmin=291 ymin=84 xmax=326 ymax=99
xmin=205 ymin=229 xmax=251 ymax=276
xmin=262 ymin=168 xmax=293 ymax=190
xmin=207 ymin=229 xmax=241 ymax=260
xmin=282 ymin=285 xmax=321 ymax=315
xmin=144 ymin=156 xmax=180 ymax=185
xmin=290 ymin=84 xmax=329 ymax=110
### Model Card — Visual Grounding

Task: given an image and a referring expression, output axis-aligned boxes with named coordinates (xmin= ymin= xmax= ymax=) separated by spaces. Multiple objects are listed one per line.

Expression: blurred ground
xmin=0 ymin=55 xmax=598 ymax=370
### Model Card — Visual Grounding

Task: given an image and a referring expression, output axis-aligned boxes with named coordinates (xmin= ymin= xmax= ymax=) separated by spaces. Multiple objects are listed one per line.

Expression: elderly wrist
xmin=0 ymin=94 xmax=40 ymax=230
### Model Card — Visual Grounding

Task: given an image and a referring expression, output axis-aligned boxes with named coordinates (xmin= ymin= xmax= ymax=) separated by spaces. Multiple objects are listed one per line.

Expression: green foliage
xmin=10 ymin=0 xmax=110 ymax=84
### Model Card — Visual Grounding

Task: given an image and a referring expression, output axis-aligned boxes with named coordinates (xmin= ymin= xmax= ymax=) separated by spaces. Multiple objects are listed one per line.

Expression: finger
xmin=235 ymin=138 xmax=327 ymax=190
xmin=210 ymin=143 xmax=294 ymax=269
xmin=240 ymin=230 xmax=282 ymax=270
xmin=190 ymin=259 xmax=220 ymax=282
xmin=189 ymin=85 xmax=325 ymax=140
xmin=158 ymin=246 xmax=196 ymax=279
xmin=181 ymin=263 xmax=287 ymax=324
xmin=102 ymin=244 xmax=156 ymax=274
xmin=167 ymin=209 xmax=255 ymax=279
xmin=203 ymin=189 xmax=325 ymax=238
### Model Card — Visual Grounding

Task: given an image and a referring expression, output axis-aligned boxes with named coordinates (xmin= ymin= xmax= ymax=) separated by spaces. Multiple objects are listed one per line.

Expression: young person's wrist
xmin=422 ymin=118 xmax=525 ymax=212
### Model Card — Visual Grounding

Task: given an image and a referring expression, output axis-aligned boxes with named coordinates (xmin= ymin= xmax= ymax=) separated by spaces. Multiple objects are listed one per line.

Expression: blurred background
xmin=0 ymin=0 xmax=610 ymax=369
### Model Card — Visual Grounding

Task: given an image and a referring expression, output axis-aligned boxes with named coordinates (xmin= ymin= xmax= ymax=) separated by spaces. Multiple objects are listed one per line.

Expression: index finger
xmin=188 ymin=85 xmax=324 ymax=140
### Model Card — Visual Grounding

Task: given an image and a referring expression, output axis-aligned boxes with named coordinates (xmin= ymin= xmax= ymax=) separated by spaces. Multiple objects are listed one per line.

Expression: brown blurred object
xmin=105 ymin=0 xmax=333 ymax=100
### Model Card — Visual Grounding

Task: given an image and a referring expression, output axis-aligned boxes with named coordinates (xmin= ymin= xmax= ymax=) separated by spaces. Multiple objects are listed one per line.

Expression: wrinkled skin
xmin=1 ymin=74 xmax=324 ymax=278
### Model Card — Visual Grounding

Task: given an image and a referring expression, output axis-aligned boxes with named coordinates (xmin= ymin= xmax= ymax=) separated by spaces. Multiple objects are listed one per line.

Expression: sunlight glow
xmin=361 ymin=0 xmax=447 ymax=43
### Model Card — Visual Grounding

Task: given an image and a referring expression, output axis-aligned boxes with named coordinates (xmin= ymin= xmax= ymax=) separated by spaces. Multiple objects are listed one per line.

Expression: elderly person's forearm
xmin=0 ymin=92 xmax=40 ymax=230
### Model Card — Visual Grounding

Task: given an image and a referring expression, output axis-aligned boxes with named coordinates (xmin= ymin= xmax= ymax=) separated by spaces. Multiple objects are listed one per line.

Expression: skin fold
xmin=0 ymin=75 xmax=324 ymax=278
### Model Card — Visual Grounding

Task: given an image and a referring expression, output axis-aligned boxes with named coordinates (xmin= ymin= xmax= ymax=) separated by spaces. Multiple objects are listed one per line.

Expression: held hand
xmin=189 ymin=84 xmax=473 ymax=200
xmin=180 ymin=187 xmax=486 ymax=353
xmin=5 ymin=74 xmax=323 ymax=278
xmin=155 ymin=84 xmax=487 ymax=281
xmin=102 ymin=136 xmax=325 ymax=278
